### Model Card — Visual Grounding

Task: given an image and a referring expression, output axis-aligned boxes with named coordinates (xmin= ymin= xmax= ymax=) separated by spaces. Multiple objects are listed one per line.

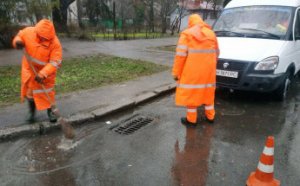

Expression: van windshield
xmin=213 ymin=6 xmax=293 ymax=39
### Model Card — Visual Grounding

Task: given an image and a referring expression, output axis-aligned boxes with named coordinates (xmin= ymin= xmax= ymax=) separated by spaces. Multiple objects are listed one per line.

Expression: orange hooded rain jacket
xmin=172 ymin=14 xmax=219 ymax=107
xmin=12 ymin=19 xmax=62 ymax=110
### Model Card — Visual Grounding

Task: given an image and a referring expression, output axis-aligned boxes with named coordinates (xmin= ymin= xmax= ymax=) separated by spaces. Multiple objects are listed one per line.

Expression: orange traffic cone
xmin=246 ymin=136 xmax=280 ymax=186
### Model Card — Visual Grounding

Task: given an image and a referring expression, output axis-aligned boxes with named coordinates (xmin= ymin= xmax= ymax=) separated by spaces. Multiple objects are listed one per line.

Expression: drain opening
xmin=112 ymin=115 xmax=154 ymax=135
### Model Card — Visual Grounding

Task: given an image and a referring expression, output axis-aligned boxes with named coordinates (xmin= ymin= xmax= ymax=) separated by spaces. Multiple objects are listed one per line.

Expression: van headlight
xmin=254 ymin=56 xmax=279 ymax=71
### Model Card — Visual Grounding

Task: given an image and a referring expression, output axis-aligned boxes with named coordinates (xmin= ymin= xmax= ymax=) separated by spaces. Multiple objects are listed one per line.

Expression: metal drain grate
xmin=112 ymin=115 xmax=154 ymax=135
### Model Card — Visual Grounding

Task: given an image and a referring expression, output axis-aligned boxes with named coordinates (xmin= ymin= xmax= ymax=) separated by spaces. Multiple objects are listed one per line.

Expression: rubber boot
xmin=26 ymin=98 xmax=36 ymax=123
xmin=47 ymin=108 xmax=57 ymax=123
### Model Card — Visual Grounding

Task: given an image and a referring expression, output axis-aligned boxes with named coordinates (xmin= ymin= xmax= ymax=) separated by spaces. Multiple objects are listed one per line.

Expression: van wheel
xmin=274 ymin=72 xmax=291 ymax=101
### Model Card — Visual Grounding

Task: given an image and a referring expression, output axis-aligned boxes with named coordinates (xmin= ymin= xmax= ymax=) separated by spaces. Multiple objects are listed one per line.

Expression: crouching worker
xmin=172 ymin=14 xmax=219 ymax=126
xmin=12 ymin=19 xmax=62 ymax=123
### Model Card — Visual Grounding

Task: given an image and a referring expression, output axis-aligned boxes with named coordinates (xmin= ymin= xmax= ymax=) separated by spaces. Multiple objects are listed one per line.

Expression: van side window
xmin=295 ymin=10 xmax=300 ymax=39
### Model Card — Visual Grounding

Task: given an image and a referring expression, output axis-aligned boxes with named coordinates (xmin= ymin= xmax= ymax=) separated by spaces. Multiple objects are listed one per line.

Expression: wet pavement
xmin=0 ymin=38 xmax=177 ymax=66
xmin=1 ymin=80 xmax=300 ymax=186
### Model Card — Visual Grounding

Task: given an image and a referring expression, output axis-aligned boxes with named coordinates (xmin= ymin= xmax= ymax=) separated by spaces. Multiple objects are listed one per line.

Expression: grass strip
xmin=0 ymin=55 xmax=169 ymax=107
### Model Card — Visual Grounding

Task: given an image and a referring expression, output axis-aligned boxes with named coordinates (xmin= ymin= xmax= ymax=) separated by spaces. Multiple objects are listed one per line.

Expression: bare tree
xmin=0 ymin=0 xmax=17 ymax=26
xmin=140 ymin=0 xmax=157 ymax=33
xmin=85 ymin=0 xmax=112 ymax=26
xmin=132 ymin=0 xmax=145 ymax=32
xmin=0 ymin=0 xmax=18 ymax=48
xmin=23 ymin=0 xmax=53 ymax=23
xmin=150 ymin=0 xmax=155 ymax=32
xmin=52 ymin=0 xmax=75 ymax=32
xmin=116 ymin=0 xmax=135 ymax=39
xmin=202 ymin=0 xmax=222 ymax=20
xmin=158 ymin=0 xmax=177 ymax=33
xmin=170 ymin=0 xmax=188 ymax=34
xmin=211 ymin=0 xmax=223 ymax=18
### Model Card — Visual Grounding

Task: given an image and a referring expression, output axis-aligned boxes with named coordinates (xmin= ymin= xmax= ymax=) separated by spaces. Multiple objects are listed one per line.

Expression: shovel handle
xmin=23 ymin=49 xmax=55 ymax=106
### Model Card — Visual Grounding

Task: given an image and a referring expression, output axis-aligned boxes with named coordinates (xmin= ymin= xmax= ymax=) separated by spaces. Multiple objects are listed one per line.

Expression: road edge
xmin=0 ymin=83 xmax=176 ymax=141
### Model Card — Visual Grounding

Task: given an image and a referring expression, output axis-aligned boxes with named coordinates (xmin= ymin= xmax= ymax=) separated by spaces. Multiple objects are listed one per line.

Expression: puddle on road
xmin=0 ymin=110 xmax=157 ymax=177
xmin=57 ymin=137 xmax=82 ymax=151
xmin=0 ymin=121 xmax=111 ymax=176
xmin=218 ymin=102 xmax=246 ymax=116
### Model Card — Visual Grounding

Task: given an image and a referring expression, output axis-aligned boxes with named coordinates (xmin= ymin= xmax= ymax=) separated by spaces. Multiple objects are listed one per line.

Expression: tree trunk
xmin=77 ymin=0 xmax=84 ymax=28
xmin=113 ymin=1 xmax=116 ymax=40
xmin=52 ymin=0 xmax=75 ymax=33
xmin=150 ymin=0 xmax=154 ymax=32
xmin=161 ymin=18 xmax=167 ymax=33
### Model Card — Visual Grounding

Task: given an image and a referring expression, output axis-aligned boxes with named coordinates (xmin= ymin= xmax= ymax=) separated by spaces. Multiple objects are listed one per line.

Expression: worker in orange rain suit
xmin=172 ymin=14 xmax=219 ymax=126
xmin=12 ymin=19 xmax=62 ymax=123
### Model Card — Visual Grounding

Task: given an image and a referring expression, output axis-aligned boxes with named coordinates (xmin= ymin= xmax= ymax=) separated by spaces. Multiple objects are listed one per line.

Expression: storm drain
xmin=111 ymin=114 xmax=154 ymax=135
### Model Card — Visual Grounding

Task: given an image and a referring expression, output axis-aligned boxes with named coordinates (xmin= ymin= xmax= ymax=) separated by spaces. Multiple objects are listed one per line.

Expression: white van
xmin=213 ymin=0 xmax=300 ymax=100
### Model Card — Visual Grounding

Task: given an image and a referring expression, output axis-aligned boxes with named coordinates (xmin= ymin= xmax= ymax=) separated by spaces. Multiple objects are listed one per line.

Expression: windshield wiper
xmin=214 ymin=30 xmax=245 ymax=37
xmin=238 ymin=28 xmax=281 ymax=39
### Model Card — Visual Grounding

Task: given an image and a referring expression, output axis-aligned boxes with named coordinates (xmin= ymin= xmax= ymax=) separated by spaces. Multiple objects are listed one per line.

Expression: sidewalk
xmin=0 ymin=38 xmax=177 ymax=140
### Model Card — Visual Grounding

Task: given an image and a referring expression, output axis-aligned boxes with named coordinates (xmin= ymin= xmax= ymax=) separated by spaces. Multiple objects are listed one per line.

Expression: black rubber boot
xmin=47 ymin=108 xmax=57 ymax=123
xmin=181 ymin=117 xmax=196 ymax=127
xmin=26 ymin=98 xmax=36 ymax=123
xmin=205 ymin=116 xmax=214 ymax=124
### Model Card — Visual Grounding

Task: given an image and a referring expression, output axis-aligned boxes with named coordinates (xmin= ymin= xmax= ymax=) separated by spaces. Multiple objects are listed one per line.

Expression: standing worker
xmin=12 ymin=19 xmax=62 ymax=123
xmin=172 ymin=14 xmax=219 ymax=126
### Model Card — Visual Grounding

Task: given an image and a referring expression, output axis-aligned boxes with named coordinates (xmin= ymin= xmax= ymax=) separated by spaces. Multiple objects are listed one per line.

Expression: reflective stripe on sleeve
xmin=177 ymin=45 xmax=188 ymax=50
xmin=50 ymin=60 xmax=61 ymax=68
xmin=188 ymin=49 xmax=217 ymax=54
xmin=176 ymin=52 xmax=187 ymax=56
xmin=33 ymin=87 xmax=53 ymax=94
xmin=177 ymin=83 xmax=216 ymax=89
xmin=50 ymin=60 xmax=62 ymax=65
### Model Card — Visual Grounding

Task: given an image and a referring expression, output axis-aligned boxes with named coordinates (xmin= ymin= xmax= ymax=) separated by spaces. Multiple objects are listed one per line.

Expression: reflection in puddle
xmin=172 ymin=125 xmax=214 ymax=186
xmin=2 ymin=124 xmax=102 ymax=175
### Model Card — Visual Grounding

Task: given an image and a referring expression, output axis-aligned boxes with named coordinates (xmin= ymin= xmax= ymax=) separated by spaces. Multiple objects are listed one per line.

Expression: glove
xmin=35 ymin=75 xmax=45 ymax=84
xmin=173 ymin=76 xmax=179 ymax=81
xmin=16 ymin=41 xmax=24 ymax=49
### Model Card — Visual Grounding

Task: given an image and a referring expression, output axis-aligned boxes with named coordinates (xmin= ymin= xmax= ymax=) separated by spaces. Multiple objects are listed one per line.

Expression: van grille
xmin=217 ymin=59 xmax=249 ymax=86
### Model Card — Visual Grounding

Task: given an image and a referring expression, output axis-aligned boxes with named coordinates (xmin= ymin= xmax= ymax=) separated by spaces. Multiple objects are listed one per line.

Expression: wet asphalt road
xmin=1 ymin=81 xmax=300 ymax=186
xmin=0 ymin=38 xmax=177 ymax=67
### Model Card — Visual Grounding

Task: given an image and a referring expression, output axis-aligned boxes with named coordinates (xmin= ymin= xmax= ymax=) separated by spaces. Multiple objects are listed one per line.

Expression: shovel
xmin=24 ymin=51 xmax=75 ymax=139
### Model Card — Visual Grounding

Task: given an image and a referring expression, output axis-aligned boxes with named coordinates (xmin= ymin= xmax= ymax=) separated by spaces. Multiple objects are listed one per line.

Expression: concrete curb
xmin=0 ymin=83 xmax=176 ymax=141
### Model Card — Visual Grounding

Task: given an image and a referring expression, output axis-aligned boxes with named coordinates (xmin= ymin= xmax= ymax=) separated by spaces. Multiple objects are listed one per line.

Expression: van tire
xmin=273 ymin=71 xmax=291 ymax=101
